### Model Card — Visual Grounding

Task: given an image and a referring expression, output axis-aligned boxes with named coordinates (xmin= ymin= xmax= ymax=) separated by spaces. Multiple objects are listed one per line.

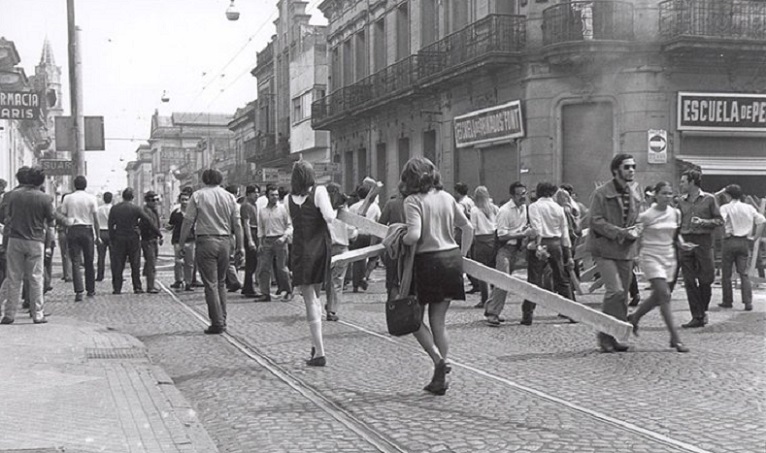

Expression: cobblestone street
xmin=37 ymin=251 xmax=766 ymax=453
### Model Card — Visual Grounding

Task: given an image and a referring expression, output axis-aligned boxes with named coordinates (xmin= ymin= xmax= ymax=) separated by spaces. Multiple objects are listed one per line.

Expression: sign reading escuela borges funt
xmin=678 ymin=92 xmax=766 ymax=132
xmin=0 ymin=91 xmax=41 ymax=120
xmin=454 ymin=100 xmax=524 ymax=148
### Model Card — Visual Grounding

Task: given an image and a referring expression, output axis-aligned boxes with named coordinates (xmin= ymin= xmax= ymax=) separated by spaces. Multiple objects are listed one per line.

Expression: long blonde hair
xmin=474 ymin=186 xmax=497 ymax=220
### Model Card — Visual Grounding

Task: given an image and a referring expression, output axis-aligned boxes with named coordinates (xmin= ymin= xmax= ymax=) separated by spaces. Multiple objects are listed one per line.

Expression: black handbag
xmin=385 ymin=244 xmax=421 ymax=336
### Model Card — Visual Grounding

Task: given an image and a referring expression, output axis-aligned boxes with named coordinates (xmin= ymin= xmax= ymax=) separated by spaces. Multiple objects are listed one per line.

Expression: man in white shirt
xmin=522 ymin=182 xmax=574 ymax=325
xmin=484 ymin=182 xmax=534 ymax=327
xmin=719 ymin=184 xmax=766 ymax=311
xmin=348 ymin=184 xmax=381 ymax=292
xmin=95 ymin=192 xmax=113 ymax=282
xmin=325 ymin=183 xmax=357 ymax=321
xmin=60 ymin=176 xmax=100 ymax=302
xmin=256 ymin=185 xmax=293 ymax=302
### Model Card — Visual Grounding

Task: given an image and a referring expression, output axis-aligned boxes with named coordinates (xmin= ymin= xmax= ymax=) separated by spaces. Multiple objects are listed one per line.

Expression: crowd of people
xmin=0 ymin=156 xmax=763 ymax=396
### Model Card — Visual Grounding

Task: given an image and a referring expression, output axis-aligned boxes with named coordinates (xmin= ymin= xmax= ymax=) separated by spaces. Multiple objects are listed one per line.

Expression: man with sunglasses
xmin=587 ymin=154 xmax=642 ymax=352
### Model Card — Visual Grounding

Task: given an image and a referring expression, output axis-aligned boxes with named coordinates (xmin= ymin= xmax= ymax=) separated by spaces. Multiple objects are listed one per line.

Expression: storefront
xmin=453 ymin=100 xmax=524 ymax=201
xmin=675 ymin=92 xmax=766 ymax=196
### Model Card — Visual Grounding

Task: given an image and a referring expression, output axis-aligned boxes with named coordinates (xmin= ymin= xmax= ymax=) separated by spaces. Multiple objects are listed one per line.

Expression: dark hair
xmin=265 ymin=184 xmax=278 ymax=194
xmin=609 ymin=153 xmax=634 ymax=176
xmin=122 ymin=188 xmax=134 ymax=201
xmin=103 ymin=192 xmax=113 ymax=203
xmin=16 ymin=166 xmax=31 ymax=185
xmin=74 ymin=175 xmax=87 ymax=190
xmin=509 ymin=181 xmax=526 ymax=195
xmin=535 ymin=181 xmax=558 ymax=199
xmin=454 ymin=182 xmax=469 ymax=196
xmin=245 ymin=185 xmax=257 ymax=195
xmin=681 ymin=169 xmax=702 ymax=187
xmin=181 ymin=186 xmax=194 ymax=195
xmin=0 ymin=178 xmax=6 ymax=189
xmin=356 ymin=184 xmax=371 ymax=199
xmin=201 ymin=169 xmax=223 ymax=186
xmin=225 ymin=185 xmax=239 ymax=196
xmin=400 ymin=157 xmax=442 ymax=197
xmin=653 ymin=181 xmax=672 ymax=194
xmin=291 ymin=160 xmax=315 ymax=195
xmin=560 ymin=183 xmax=575 ymax=196
xmin=278 ymin=186 xmax=288 ymax=199
xmin=26 ymin=166 xmax=45 ymax=186
xmin=326 ymin=182 xmax=348 ymax=209
xmin=178 ymin=191 xmax=190 ymax=201
xmin=724 ymin=184 xmax=743 ymax=201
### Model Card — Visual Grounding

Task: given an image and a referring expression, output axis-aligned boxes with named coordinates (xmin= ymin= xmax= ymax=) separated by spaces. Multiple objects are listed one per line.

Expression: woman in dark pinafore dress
xmin=288 ymin=161 xmax=335 ymax=366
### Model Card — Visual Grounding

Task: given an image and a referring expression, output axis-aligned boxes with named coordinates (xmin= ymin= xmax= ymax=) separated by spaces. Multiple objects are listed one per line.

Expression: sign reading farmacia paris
xmin=0 ymin=91 xmax=41 ymax=119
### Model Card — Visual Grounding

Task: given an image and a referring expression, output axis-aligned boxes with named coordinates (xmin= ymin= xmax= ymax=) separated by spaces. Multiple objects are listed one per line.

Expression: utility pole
xmin=67 ymin=0 xmax=85 ymax=178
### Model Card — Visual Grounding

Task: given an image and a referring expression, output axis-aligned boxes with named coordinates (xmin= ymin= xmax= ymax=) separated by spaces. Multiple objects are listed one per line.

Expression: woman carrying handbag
xmin=399 ymin=157 xmax=474 ymax=395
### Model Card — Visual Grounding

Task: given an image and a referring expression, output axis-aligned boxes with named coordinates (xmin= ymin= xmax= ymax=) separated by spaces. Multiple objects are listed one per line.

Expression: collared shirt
xmin=186 ymin=186 xmax=240 ymax=236
xmin=496 ymin=199 xmax=527 ymax=245
xmin=529 ymin=197 xmax=571 ymax=247
xmin=257 ymin=202 xmax=292 ymax=239
xmin=61 ymin=190 xmax=98 ymax=226
xmin=96 ymin=203 xmax=112 ymax=231
xmin=678 ymin=190 xmax=723 ymax=235
xmin=721 ymin=200 xmax=765 ymax=237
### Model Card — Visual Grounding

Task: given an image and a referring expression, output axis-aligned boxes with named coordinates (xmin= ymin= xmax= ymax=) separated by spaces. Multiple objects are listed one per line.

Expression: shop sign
xmin=39 ymin=159 xmax=74 ymax=176
xmin=454 ymin=100 xmax=524 ymax=148
xmin=647 ymin=129 xmax=668 ymax=164
xmin=0 ymin=90 xmax=41 ymax=119
xmin=678 ymin=92 xmax=766 ymax=132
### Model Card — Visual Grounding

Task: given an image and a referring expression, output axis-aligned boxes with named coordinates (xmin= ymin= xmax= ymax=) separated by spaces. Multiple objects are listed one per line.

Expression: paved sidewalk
xmin=0 ymin=310 xmax=218 ymax=453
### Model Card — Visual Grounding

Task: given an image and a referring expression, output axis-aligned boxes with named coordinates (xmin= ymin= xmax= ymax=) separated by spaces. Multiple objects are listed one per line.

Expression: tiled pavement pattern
xmin=21 ymin=251 xmax=766 ymax=453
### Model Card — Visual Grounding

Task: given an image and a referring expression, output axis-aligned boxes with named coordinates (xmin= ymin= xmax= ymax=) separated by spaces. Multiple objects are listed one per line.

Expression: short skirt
xmin=412 ymin=248 xmax=465 ymax=305
xmin=639 ymin=245 xmax=676 ymax=281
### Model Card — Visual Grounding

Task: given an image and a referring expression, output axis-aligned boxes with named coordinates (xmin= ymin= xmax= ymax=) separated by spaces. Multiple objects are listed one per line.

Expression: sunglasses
xmin=621 ymin=164 xmax=636 ymax=170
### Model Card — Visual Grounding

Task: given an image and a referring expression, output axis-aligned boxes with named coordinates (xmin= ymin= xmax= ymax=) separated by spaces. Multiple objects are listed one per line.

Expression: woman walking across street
xmin=288 ymin=160 xmax=336 ymax=367
xmin=628 ymin=181 xmax=694 ymax=353
xmin=469 ymin=186 xmax=498 ymax=308
xmin=400 ymin=157 xmax=474 ymax=395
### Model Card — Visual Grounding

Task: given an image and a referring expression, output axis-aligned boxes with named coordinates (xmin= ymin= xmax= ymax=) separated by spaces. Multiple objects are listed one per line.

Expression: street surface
xmin=41 ymin=241 xmax=766 ymax=453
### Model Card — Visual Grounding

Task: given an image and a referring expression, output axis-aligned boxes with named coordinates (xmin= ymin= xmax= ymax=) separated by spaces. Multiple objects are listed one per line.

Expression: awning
xmin=676 ymin=155 xmax=766 ymax=175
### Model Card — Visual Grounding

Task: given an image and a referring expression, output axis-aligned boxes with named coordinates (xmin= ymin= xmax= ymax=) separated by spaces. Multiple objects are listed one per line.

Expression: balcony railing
xmin=542 ymin=1 xmax=634 ymax=46
xmin=659 ymin=0 xmax=766 ymax=41
xmin=255 ymin=134 xmax=290 ymax=163
xmin=418 ymin=14 xmax=525 ymax=82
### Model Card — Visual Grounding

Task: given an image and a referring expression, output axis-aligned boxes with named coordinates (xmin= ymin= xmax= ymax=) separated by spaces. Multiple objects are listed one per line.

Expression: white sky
xmin=0 ymin=0 xmax=326 ymax=194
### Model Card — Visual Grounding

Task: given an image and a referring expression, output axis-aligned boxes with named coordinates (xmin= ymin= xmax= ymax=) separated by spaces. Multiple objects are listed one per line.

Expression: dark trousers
xmin=141 ymin=239 xmax=159 ymax=290
xmin=242 ymin=241 xmax=259 ymax=295
xmin=680 ymin=233 xmax=715 ymax=320
xmin=721 ymin=237 xmax=753 ymax=307
xmin=350 ymin=234 xmax=372 ymax=289
xmin=58 ymin=229 xmax=72 ymax=280
xmin=196 ymin=236 xmax=230 ymax=329
xmin=97 ymin=230 xmax=111 ymax=281
xmin=472 ymin=234 xmax=496 ymax=303
xmin=523 ymin=238 xmax=572 ymax=315
xmin=67 ymin=225 xmax=95 ymax=294
xmin=111 ymin=234 xmax=142 ymax=292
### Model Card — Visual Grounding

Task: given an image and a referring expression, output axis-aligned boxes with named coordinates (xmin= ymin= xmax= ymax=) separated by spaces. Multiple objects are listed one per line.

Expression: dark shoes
xmin=134 ymin=289 xmax=144 ymax=294
xmin=744 ymin=304 xmax=753 ymax=311
xmin=147 ymin=288 xmax=160 ymax=294
xmin=170 ymin=281 xmax=183 ymax=289
xmin=184 ymin=284 xmax=194 ymax=292
xmin=682 ymin=318 xmax=706 ymax=329
xmin=306 ymin=356 xmax=326 ymax=366
xmin=74 ymin=293 xmax=84 ymax=302
xmin=87 ymin=292 xmax=95 ymax=298
xmin=227 ymin=283 xmax=242 ymax=293
xmin=485 ymin=316 xmax=501 ymax=327
xmin=599 ymin=336 xmax=629 ymax=353
xmin=423 ymin=359 xmax=451 ymax=396
xmin=112 ymin=290 xmax=122 ymax=295
xmin=670 ymin=341 xmax=690 ymax=353
xmin=520 ymin=313 xmax=533 ymax=326
xmin=204 ymin=326 xmax=226 ymax=335
xmin=326 ymin=312 xmax=339 ymax=322
xmin=612 ymin=341 xmax=630 ymax=352
xmin=628 ymin=295 xmax=640 ymax=307
xmin=627 ymin=313 xmax=639 ymax=336
xmin=0 ymin=316 xmax=14 ymax=325
xmin=253 ymin=295 xmax=271 ymax=302
xmin=717 ymin=303 xmax=733 ymax=309
xmin=282 ymin=292 xmax=293 ymax=302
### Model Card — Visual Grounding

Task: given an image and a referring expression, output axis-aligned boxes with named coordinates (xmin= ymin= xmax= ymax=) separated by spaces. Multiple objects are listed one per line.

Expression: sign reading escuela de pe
xmin=678 ymin=92 xmax=766 ymax=132
xmin=0 ymin=91 xmax=41 ymax=120
xmin=454 ymin=100 xmax=524 ymax=148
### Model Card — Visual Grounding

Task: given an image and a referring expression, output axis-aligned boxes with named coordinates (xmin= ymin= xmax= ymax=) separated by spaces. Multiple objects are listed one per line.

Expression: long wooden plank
xmin=337 ymin=209 xmax=389 ymax=238
xmin=331 ymin=244 xmax=386 ymax=267
xmin=463 ymin=259 xmax=632 ymax=341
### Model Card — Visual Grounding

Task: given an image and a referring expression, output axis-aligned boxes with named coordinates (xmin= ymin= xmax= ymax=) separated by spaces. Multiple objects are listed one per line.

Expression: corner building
xmin=313 ymin=0 xmax=766 ymax=202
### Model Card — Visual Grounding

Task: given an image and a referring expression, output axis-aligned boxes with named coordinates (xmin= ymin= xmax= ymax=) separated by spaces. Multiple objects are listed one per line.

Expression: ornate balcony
xmin=659 ymin=0 xmax=766 ymax=61
xmin=418 ymin=14 xmax=525 ymax=87
xmin=254 ymin=134 xmax=291 ymax=167
xmin=541 ymin=1 xmax=634 ymax=65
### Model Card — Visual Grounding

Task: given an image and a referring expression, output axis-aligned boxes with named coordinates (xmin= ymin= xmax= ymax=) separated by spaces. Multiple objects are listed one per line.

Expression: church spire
xmin=40 ymin=36 xmax=56 ymax=66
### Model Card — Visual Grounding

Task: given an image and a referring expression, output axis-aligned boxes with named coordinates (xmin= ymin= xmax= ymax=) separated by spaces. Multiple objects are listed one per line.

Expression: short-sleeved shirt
xmin=404 ymin=189 xmax=469 ymax=254
xmin=168 ymin=208 xmax=194 ymax=244
xmin=496 ymin=199 xmax=527 ymax=246
xmin=61 ymin=190 xmax=98 ymax=226
xmin=678 ymin=191 xmax=722 ymax=235
xmin=96 ymin=204 xmax=112 ymax=231
xmin=240 ymin=200 xmax=258 ymax=229
xmin=721 ymin=200 xmax=766 ymax=237
xmin=6 ymin=186 xmax=55 ymax=243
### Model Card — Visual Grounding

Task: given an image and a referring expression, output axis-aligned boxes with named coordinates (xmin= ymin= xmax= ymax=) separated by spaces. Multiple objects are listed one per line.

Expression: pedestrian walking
xmin=587 ymin=154 xmax=642 ymax=353
xmin=455 ymin=182 xmax=480 ymax=294
xmin=60 ymin=176 xmax=101 ymax=302
xmin=108 ymin=188 xmax=162 ymax=295
xmin=469 ymin=186 xmax=499 ymax=308
xmin=240 ymin=185 xmax=260 ymax=298
xmin=348 ymin=184 xmax=381 ymax=292
xmin=400 ymin=157 xmax=474 ymax=395
xmin=96 ymin=192 xmax=113 ymax=282
xmin=522 ymin=182 xmax=575 ymax=325
xmin=168 ymin=191 xmax=196 ymax=291
xmin=256 ymin=185 xmax=293 ymax=302
xmin=0 ymin=167 xmax=68 ymax=324
xmin=484 ymin=182 xmax=532 ymax=326
xmin=224 ymin=185 xmax=243 ymax=293
xmin=179 ymin=169 xmax=244 ymax=334
xmin=56 ymin=194 xmax=72 ymax=283
xmin=288 ymin=161 xmax=336 ymax=366
xmin=140 ymin=191 xmax=163 ymax=293
xmin=325 ymin=182 xmax=356 ymax=321
xmin=628 ymin=181 xmax=693 ymax=352
xmin=677 ymin=169 xmax=723 ymax=328
xmin=379 ymin=188 xmax=405 ymax=301
xmin=718 ymin=184 xmax=765 ymax=311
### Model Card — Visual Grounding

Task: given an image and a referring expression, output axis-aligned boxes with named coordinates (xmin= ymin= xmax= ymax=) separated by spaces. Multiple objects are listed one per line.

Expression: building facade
xmin=313 ymin=0 xmax=766 ymax=202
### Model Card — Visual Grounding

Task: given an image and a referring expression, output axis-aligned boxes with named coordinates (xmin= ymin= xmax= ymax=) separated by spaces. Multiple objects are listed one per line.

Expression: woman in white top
xmin=469 ymin=186 xmax=498 ymax=307
xmin=401 ymin=157 xmax=474 ymax=395
xmin=628 ymin=181 xmax=695 ymax=353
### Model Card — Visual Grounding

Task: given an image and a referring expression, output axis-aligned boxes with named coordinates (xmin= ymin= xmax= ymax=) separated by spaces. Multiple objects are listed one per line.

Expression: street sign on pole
xmin=647 ymin=129 xmax=668 ymax=164
xmin=54 ymin=116 xmax=105 ymax=151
